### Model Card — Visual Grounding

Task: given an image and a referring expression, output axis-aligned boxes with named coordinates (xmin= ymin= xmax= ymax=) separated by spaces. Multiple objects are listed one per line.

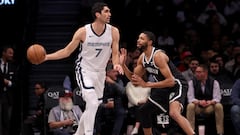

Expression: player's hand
xmin=119 ymin=48 xmax=127 ymax=65
xmin=114 ymin=64 xmax=124 ymax=75
xmin=131 ymin=74 xmax=146 ymax=87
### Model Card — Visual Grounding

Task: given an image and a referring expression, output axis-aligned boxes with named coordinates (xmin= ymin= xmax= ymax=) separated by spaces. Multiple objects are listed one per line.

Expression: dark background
xmin=0 ymin=0 xmax=238 ymax=134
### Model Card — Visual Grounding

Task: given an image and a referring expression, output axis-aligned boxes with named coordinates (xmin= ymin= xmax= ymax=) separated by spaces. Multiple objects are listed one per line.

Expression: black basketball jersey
xmin=142 ymin=47 xmax=187 ymax=85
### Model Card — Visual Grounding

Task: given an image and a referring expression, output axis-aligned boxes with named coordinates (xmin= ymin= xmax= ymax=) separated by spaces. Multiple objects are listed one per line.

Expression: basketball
xmin=27 ymin=44 xmax=46 ymax=65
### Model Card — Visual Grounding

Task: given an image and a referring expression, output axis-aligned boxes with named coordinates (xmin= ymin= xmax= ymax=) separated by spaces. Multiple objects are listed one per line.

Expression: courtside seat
xmin=72 ymin=87 xmax=86 ymax=111
xmin=43 ymin=85 xmax=65 ymax=135
xmin=195 ymin=113 xmax=216 ymax=135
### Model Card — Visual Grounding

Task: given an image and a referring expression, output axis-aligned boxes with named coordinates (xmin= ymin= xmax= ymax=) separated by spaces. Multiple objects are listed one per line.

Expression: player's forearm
xmin=45 ymin=49 xmax=70 ymax=61
xmin=145 ymin=78 xmax=175 ymax=88
xmin=123 ymin=64 xmax=133 ymax=81
xmin=111 ymin=48 xmax=119 ymax=66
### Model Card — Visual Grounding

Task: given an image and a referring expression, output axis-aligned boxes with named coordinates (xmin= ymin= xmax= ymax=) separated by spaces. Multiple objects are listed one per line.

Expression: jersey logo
xmin=156 ymin=113 xmax=169 ymax=125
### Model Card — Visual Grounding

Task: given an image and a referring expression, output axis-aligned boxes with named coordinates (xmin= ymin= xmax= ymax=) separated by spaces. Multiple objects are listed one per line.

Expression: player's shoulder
xmin=75 ymin=26 xmax=86 ymax=36
xmin=109 ymin=24 xmax=119 ymax=33
xmin=155 ymin=49 xmax=166 ymax=56
xmin=154 ymin=49 xmax=169 ymax=60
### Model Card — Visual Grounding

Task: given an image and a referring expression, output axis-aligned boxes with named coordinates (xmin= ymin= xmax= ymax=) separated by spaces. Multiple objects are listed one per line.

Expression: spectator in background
xmin=125 ymin=81 xmax=150 ymax=135
xmin=182 ymin=57 xmax=199 ymax=82
xmin=177 ymin=50 xmax=193 ymax=72
xmin=0 ymin=46 xmax=18 ymax=135
xmin=211 ymin=54 xmax=227 ymax=72
xmin=157 ymin=28 xmax=175 ymax=47
xmin=225 ymin=45 xmax=240 ymax=73
xmin=125 ymin=56 xmax=146 ymax=135
xmin=23 ymin=81 xmax=47 ymax=135
xmin=63 ymin=70 xmax=77 ymax=92
xmin=230 ymin=79 xmax=240 ymax=135
xmin=231 ymin=53 xmax=240 ymax=80
xmin=222 ymin=41 xmax=235 ymax=62
xmin=186 ymin=64 xmax=224 ymax=135
xmin=211 ymin=40 xmax=222 ymax=53
xmin=95 ymin=62 xmax=126 ymax=135
xmin=48 ymin=90 xmax=82 ymax=135
xmin=197 ymin=2 xmax=227 ymax=26
xmin=223 ymin=0 xmax=240 ymax=17
xmin=208 ymin=59 xmax=234 ymax=105
xmin=209 ymin=59 xmax=234 ymax=86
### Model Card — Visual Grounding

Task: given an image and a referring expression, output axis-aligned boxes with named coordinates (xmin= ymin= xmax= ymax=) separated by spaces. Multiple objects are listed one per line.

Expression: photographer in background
xmin=48 ymin=90 xmax=82 ymax=135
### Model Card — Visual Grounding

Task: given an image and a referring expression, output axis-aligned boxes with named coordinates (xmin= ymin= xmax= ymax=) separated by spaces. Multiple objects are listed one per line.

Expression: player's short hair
xmin=142 ymin=31 xmax=156 ymax=45
xmin=91 ymin=2 xmax=108 ymax=20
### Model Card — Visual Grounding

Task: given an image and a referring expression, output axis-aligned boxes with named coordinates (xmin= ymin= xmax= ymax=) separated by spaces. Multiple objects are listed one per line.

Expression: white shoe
xmin=131 ymin=127 xmax=138 ymax=135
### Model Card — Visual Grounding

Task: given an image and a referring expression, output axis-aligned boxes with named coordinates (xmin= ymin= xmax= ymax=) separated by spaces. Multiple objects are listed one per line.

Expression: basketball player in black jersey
xmin=120 ymin=31 xmax=195 ymax=135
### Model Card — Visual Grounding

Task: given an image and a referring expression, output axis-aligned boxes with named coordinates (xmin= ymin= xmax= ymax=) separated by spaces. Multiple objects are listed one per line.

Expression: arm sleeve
xmin=187 ymin=80 xmax=198 ymax=103
xmin=212 ymin=80 xmax=222 ymax=103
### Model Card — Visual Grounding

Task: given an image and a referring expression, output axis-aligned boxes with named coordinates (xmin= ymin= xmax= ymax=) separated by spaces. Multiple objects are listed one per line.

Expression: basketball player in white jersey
xmin=43 ymin=2 xmax=123 ymax=135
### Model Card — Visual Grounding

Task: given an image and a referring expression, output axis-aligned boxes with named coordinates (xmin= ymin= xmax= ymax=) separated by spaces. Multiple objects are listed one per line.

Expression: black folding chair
xmin=72 ymin=87 xmax=86 ymax=111
xmin=43 ymin=85 xmax=65 ymax=135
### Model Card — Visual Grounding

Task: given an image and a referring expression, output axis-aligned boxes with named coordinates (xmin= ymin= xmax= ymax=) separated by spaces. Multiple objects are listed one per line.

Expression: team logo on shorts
xmin=157 ymin=113 xmax=169 ymax=125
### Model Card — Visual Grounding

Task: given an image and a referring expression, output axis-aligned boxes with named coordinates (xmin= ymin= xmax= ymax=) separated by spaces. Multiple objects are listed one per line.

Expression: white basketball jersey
xmin=76 ymin=24 xmax=112 ymax=71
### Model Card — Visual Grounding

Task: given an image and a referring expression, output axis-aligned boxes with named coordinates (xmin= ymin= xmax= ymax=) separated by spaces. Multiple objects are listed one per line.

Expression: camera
xmin=68 ymin=121 xmax=78 ymax=134
xmin=72 ymin=123 xmax=78 ymax=131
xmin=72 ymin=120 xmax=78 ymax=132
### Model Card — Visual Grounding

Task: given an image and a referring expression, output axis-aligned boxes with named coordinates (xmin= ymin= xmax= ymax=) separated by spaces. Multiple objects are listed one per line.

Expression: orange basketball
xmin=27 ymin=44 xmax=46 ymax=65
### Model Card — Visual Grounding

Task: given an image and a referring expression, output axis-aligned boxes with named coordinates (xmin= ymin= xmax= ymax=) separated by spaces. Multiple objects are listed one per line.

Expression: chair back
xmin=43 ymin=85 xmax=65 ymax=135
xmin=44 ymin=86 xmax=65 ymax=111
xmin=73 ymin=87 xmax=86 ymax=111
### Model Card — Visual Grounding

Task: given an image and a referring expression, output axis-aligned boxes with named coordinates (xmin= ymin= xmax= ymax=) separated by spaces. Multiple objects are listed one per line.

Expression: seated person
xmin=208 ymin=59 xmax=234 ymax=105
xmin=230 ymin=79 xmax=240 ymax=135
xmin=94 ymin=62 xmax=126 ymax=135
xmin=23 ymin=81 xmax=47 ymax=135
xmin=48 ymin=90 xmax=82 ymax=135
xmin=186 ymin=64 xmax=224 ymax=135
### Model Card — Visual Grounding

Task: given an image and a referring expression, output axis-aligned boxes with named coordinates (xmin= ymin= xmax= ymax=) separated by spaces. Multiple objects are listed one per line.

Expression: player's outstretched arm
xmin=45 ymin=27 xmax=85 ymax=61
